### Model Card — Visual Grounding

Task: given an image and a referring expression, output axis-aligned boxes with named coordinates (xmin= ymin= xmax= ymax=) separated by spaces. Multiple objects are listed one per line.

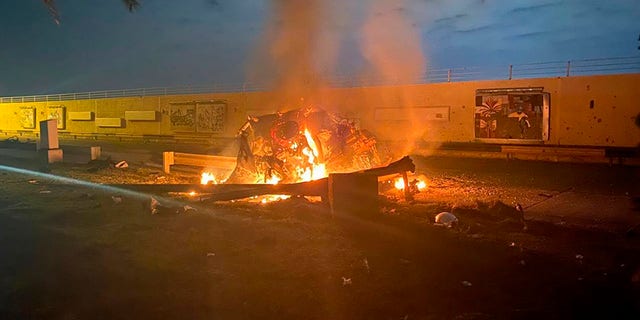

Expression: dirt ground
xmin=0 ymin=151 xmax=639 ymax=319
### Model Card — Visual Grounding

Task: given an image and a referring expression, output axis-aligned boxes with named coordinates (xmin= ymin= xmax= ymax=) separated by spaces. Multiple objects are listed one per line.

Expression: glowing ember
xmin=260 ymin=195 xmax=291 ymax=204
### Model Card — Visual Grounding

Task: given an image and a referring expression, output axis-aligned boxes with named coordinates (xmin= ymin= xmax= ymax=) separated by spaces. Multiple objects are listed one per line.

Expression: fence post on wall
xmin=508 ymin=65 xmax=513 ymax=80
xmin=447 ymin=69 xmax=452 ymax=82
xmin=566 ymin=60 xmax=571 ymax=77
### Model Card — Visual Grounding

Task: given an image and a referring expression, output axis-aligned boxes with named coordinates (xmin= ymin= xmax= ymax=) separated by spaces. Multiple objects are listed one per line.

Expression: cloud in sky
xmin=0 ymin=0 xmax=637 ymax=95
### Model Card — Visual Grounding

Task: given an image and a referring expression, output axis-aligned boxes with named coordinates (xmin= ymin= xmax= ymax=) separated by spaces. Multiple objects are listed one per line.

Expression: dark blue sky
xmin=0 ymin=0 xmax=638 ymax=96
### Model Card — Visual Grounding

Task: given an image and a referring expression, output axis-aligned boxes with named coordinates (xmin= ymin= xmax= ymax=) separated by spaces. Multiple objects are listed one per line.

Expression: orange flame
xmin=394 ymin=177 xmax=427 ymax=191
xmin=201 ymin=172 xmax=217 ymax=185
xmin=300 ymin=128 xmax=327 ymax=181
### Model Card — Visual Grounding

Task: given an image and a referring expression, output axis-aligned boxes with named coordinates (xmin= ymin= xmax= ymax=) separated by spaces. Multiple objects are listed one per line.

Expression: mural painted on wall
xmin=196 ymin=102 xmax=226 ymax=133
xmin=19 ymin=107 xmax=36 ymax=129
xmin=47 ymin=106 xmax=66 ymax=130
xmin=170 ymin=104 xmax=196 ymax=132
xmin=475 ymin=92 xmax=546 ymax=140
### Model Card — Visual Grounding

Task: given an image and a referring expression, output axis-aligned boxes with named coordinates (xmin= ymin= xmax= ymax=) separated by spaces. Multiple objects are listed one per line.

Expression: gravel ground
xmin=0 ymin=150 xmax=639 ymax=319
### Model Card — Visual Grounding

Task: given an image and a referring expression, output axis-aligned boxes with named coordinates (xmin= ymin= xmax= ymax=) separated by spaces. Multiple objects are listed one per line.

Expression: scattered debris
xmin=434 ymin=212 xmax=458 ymax=228
xmin=150 ymin=197 xmax=160 ymax=214
xmin=461 ymin=281 xmax=473 ymax=287
xmin=206 ymin=252 xmax=216 ymax=257
xmin=342 ymin=277 xmax=352 ymax=286
xmin=182 ymin=205 xmax=196 ymax=212
xmin=111 ymin=196 xmax=123 ymax=204
xmin=115 ymin=160 xmax=129 ymax=168
xmin=28 ymin=179 xmax=38 ymax=184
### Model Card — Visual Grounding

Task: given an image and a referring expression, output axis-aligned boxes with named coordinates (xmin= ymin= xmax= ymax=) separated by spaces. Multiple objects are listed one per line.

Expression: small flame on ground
xmin=188 ymin=191 xmax=197 ymax=197
xmin=201 ymin=172 xmax=217 ymax=185
xmin=394 ymin=177 xmax=427 ymax=191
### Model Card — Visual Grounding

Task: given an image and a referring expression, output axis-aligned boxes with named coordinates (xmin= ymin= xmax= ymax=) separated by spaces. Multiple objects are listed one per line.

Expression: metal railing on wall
xmin=1 ymin=56 xmax=639 ymax=103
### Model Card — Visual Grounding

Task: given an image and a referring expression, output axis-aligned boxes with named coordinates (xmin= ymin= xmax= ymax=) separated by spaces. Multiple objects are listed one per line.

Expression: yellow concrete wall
xmin=1 ymin=73 xmax=638 ymax=147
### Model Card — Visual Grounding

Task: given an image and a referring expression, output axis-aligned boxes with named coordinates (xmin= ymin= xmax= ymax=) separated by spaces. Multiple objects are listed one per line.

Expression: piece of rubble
xmin=111 ymin=196 xmax=122 ymax=204
xmin=461 ymin=281 xmax=472 ymax=287
xmin=434 ymin=212 xmax=458 ymax=228
xmin=150 ymin=197 xmax=159 ymax=214
xmin=342 ymin=277 xmax=352 ymax=286
xmin=206 ymin=252 xmax=216 ymax=257
xmin=39 ymin=190 xmax=51 ymax=194
xmin=28 ymin=179 xmax=38 ymax=184
xmin=115 ymin=160 xmax=128 ymax=168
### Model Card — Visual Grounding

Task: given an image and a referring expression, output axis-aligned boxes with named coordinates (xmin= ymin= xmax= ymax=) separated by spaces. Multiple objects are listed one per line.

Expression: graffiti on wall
xmin=196 ymin=102 xmax=226 ymax=133
xmin=170 ymin=104 xmax=196 ymax=132
xmin=19 ymin=107 xmax=36 ymax=129
xmin=47 ymin=106 xmax=66 ymax=130
xmin=169 ymin=101 xmax=226 ymax=133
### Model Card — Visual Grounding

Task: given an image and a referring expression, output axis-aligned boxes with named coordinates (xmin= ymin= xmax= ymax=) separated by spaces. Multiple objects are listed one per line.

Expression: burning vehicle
xmin=225 ymin=106 xmax=387 ymax=184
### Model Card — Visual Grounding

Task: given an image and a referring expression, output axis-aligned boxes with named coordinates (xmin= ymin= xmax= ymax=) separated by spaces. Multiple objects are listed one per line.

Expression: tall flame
xmin=301 ymin=128 xmax=327 ymax=181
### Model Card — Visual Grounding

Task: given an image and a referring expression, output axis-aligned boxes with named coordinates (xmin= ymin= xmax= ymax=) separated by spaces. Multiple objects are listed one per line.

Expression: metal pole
xmin=566 ymin=60 xmax=571 ymax=77
xmin=447 ymin=69 xmax=452 ymax=82
xmin=508 ymin=65 xmax=513 ymax=80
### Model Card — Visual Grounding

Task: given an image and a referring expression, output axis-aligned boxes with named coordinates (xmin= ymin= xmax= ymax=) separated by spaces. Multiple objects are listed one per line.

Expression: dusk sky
xmin=0 ymin=0 xmax=638 ymax=96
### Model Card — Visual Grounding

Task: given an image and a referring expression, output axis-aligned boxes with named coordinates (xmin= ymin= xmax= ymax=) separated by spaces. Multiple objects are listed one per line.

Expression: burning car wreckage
xmin=196 ymin=106 xmax=427 ymax=205
xmin=226 ymin=106 xmax=385 ymax=185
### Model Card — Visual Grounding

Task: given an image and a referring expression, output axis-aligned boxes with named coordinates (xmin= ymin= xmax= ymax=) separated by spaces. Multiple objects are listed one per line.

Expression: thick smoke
xmin=360 ymin=0 xmax=426 ymax=84
xmin=248 ymin=0 xmax=427 ymax=103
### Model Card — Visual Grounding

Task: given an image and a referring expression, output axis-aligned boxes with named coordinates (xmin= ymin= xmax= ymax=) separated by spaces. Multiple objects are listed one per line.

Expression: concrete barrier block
xmin=96 ymin=118 xmax=123 ymax=128
xmin=69 ymin=111 xmax=94 ymax=121
xmin=39 ymin=148 xmax=63 ymax=164
xmin=125 ymin=111 xmax=157 ymax=121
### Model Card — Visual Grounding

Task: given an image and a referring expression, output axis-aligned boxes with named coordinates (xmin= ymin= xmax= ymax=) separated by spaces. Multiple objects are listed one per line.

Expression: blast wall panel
xmin=0 ymin=74 xmax=638 ymax=147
